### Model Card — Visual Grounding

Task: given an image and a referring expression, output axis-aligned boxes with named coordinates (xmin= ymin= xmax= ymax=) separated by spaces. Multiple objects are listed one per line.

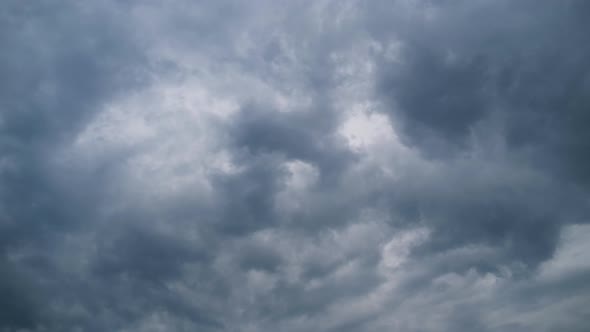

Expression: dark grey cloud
xmin=1 ymin=0 xmax=589 ymax=331
xmin=368 ymin=0 xmax=590 ymax=269
xmin=373 ymin=0 xmax=590 ymax=179
xmin=0 ymin=1 xmax=151 ymax=330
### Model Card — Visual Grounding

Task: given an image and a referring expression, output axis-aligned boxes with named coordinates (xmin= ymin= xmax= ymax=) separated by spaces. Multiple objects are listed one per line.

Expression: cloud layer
xmin=1 ymin=1 xmax=589 ymax=331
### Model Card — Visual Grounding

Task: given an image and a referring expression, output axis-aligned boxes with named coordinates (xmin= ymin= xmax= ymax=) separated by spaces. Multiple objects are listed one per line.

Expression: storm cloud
xmin=1 ymin=0 xmax=589 ymax=331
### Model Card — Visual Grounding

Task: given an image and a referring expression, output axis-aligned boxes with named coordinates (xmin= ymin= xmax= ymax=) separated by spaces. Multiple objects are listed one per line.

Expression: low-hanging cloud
xmin=1 ymin=0 xmax=589 ymax=331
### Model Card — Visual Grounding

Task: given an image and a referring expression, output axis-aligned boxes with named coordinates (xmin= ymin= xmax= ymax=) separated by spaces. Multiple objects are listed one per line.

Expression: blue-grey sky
xmin=1 ymin=1 xmax=590 ymax=331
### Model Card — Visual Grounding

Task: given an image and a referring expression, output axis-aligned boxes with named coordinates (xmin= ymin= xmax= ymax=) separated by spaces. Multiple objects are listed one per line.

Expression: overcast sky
xmin=1 ymin=1 xmax=590 ymax=331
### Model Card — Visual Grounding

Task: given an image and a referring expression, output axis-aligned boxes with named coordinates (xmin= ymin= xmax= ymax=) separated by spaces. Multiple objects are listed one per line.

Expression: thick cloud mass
xmin=1 ymin=1 xmax=589 ymax=331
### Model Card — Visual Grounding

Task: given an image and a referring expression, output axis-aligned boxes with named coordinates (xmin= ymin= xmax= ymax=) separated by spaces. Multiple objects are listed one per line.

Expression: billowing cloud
xmin=1 ymin=0 xmax=589 ymax=331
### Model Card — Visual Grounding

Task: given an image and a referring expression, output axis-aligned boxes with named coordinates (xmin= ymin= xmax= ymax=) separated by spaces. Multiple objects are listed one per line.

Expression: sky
xmin=1 ymin=0 xmax=590 ymax=331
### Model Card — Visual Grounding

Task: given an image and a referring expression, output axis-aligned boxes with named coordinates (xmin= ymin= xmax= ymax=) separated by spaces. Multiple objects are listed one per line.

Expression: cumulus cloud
xmin=1 ymin=0 xmax=589 ymax=331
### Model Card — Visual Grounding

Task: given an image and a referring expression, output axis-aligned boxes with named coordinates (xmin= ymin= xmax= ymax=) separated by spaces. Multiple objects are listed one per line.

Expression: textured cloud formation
xmin=1 ymin=1 xmax=589 ymax=331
